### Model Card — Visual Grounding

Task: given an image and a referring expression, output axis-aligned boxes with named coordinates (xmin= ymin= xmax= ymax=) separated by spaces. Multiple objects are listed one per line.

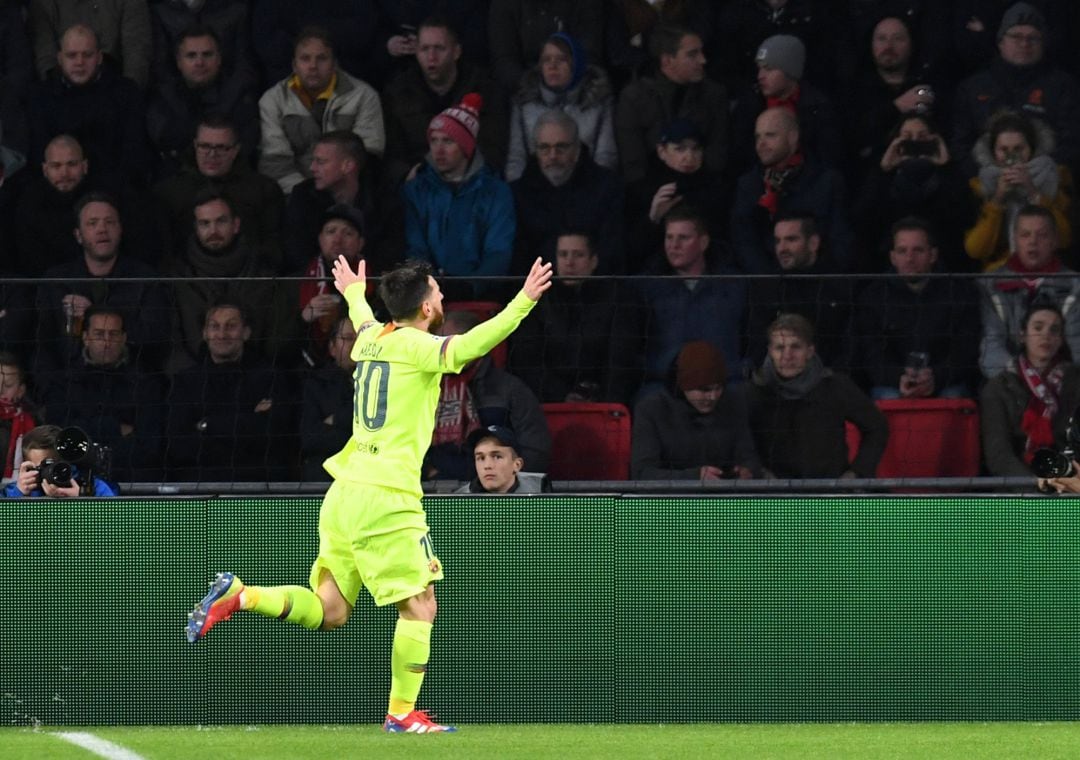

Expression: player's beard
xmin=428 ymin=305 xmax=445 ymax=332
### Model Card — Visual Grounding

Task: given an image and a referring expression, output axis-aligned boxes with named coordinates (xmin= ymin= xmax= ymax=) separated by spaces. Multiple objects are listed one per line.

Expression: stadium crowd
xmin=3 ymin=0 xmax=1080 ymax=488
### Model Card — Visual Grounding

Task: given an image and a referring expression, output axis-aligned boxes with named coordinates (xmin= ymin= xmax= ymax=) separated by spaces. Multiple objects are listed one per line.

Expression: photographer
xmin=2 ymin=425 xmax=118 ymax=498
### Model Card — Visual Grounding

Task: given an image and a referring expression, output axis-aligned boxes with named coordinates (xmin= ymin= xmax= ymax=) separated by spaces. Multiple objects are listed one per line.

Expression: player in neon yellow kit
xmin=186 ymin=254 xmax=553 ymax=733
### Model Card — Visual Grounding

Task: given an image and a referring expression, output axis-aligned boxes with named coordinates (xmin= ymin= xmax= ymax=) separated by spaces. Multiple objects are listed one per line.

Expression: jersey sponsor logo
xmin=355 ymin=440 xmax=380 ymax=455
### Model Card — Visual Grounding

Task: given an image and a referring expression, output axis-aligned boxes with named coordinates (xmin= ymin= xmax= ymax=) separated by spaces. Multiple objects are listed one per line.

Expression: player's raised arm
xmin=522 ymin=257 xmax=553 ymax=301
xmin=332 ymin=255 xmax=366 ymax=295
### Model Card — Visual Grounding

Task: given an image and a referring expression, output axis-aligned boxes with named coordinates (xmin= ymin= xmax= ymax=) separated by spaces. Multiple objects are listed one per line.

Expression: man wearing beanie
xmin=728 ymin=33 xmax=843 ymax=179
xmin=631 ymin=340 xmax=762 ymax=481
xmin=402 ymin=92 xmax=515 ymax=299
xmin=952 ymin=2 xmax=1080 ymax=176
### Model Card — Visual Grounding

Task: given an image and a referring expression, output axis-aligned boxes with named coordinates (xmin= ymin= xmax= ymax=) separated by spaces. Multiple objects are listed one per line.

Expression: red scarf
xmin=995 ymin=254 xmax=1063 ymax=295
xmin=432 ymin=362 xmax=482 ymax=447
xmin=757 ymin=151 xmax=805 ymax=216
xmin=0 ymin=398 xmax=36 ymax=478
xmin=1018 ymin=355 xmax=1064 ymax=463
xmin=765 ymin=83 xmax=801 ymax=113
xmin=299 ymin=256 xmax=372 ymax=360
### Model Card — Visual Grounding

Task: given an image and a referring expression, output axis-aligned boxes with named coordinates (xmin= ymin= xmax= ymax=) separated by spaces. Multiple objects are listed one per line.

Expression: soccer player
xmin=185 ymin=254 xmax=553 ymax=733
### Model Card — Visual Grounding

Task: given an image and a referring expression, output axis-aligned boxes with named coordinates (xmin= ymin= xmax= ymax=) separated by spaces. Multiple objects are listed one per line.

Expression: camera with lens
xmin=1031 ymin=410 xmax=1080 ymax=478
xmin=34 ymin=458 xmax=74 ymax=488
xmin=38 ymin=427 xmax=113 ymax=495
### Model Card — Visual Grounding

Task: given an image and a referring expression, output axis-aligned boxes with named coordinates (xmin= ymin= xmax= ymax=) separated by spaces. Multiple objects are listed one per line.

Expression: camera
xmin=34 ymin=458 xmax=74 ymax=488
xmin=1031 ymin=409 xmax=1080 ymax=478
xmin=39 ymin=427 xmax=113 ymax=495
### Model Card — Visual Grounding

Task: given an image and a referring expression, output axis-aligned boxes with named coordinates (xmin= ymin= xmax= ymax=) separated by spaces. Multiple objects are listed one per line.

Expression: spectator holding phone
xmin=965 ymin=110 xmax=1073 ymax=271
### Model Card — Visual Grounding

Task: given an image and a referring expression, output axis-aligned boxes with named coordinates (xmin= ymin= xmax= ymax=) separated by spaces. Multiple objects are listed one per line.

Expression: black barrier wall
xmin=3 ymin=495 xmax=1079 ymax=725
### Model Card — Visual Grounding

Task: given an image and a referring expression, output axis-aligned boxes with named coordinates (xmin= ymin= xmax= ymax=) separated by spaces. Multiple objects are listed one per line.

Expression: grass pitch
xmin=4 ymin=723 xmax=1080 ymax=760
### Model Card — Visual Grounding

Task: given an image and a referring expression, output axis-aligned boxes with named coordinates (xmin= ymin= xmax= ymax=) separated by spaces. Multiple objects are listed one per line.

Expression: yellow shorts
xmin=308 ymin=479 xmax=444 ymax=607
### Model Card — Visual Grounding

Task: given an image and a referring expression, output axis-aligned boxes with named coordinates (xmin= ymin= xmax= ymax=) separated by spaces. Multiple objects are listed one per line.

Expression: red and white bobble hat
xmin=427 ymin=92 xmax=484 ymax=159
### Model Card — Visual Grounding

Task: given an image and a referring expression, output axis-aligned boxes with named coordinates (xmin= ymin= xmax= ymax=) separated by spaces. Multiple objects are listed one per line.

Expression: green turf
xmin=4 ymin=724 xmax=1080 ymax=760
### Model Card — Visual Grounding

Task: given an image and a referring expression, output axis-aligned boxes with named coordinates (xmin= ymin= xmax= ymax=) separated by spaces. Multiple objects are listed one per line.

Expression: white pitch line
xmin=53 ymin=731 xmax=148 ymax=760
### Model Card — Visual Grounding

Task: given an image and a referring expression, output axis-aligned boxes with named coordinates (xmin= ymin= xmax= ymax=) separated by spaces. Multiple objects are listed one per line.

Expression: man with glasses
xmin=154 ymin=115 xmax=284 ymax=268
xmin=952 ymin=2 xmax=1080 ymax=174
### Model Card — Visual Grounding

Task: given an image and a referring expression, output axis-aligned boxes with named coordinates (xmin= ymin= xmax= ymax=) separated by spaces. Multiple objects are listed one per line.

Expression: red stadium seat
xmin=542 ymin=402 xmax=632 ymax=480
xmin=846 ymin=398 xmax=981 ymax=478
xmin=444 ymin=300 xmax=507 ymax=367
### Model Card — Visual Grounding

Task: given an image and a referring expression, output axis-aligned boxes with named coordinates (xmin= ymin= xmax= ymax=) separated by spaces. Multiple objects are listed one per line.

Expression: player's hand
xmin=522 ymin=257 xmax=553 ymax=301
xmin=332 ymin=255 xmax=365 ymax=296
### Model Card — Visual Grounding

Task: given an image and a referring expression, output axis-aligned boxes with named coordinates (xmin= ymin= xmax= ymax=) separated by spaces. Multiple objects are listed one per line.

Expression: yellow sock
xmin=240 ymin=585 xmax=324 ymax=630
xmin=388 ymin=619 xmax=432 ymax=716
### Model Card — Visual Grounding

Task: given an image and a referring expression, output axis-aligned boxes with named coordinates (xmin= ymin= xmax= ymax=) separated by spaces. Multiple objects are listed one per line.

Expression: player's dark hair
xmin=379 ymin=260 xmax=435 ymax=321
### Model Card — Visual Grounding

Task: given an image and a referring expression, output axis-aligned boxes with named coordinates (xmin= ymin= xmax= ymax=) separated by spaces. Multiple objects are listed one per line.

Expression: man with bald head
xmin=13 ymin=134 xmax=89 ymax=274
xmin=26 ymin=24 xmax=149 ymax=183
xmin=730 ymin=107 xmax=853 ymax=274
xmin=29 ymin=0 xmax=151 ymax=87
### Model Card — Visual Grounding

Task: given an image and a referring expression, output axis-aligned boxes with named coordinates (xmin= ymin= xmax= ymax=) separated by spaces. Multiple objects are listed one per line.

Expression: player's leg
xmin=186 ymin=572 xmax=329 ymax=643
xmin=388 ymin=584 xmax=437 ymax=716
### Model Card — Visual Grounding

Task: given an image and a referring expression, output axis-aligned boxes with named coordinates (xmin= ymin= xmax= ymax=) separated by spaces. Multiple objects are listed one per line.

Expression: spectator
xmin=258 ymin=26 xmax=385 ymax=194
xmin=154 ymin=115 xmax=284 ymax=268
xmin=376 ymin=1 xmax=491 ymax=84
xmin=487 ymin=0 xmax=605 ymax=94
xmin=0 ymin=352 xmax=37 ymax=479
xmin=299 ymin=315 xmax=356 ymax=481
xmin=25 ymin=23 xmax=149 ymax=183
xmin=978 ymin=204 xmax=1080 ymax=378
xmin=631 ymin=340 xmax=761 ymax=481
xmin=729 ymin=34 xmax=844 ymax=178
xmin=965 ymin=110 xmax=1072 ymax=271
xmin=402 ymin=94 xmax=515 ymax=299
xmin=854 ymin=111 xmax=972 ymax=273
xmin=455 ymin=424 xmax=549 ymax=493
xmin=952 ymin=2 xmax=1080 ymax=173
xmin=731 ymin=107 xmax=853 ymax=274
xmin=382 ymin=15 xmax=507 ymax=185
xmin=41 ymin=305 xmax=166 ymax=481
xmin=2 ymin=423 xmax=118 ymax=497
xmin=35 ymin=192 xmax=170 ymax=375
xmin=165 ymin=302 xmax=295 ymax=481
xmin=981 ymin=298 xmax=1080 ymax=477
xmin=636 ymin=205 xmax=746 ymax=399
xmin=149 ymin=0 xmax=255 ymax=87
xmin=163 ymin=190 xmax=278 ymax=370
xmin=0 ymin=2 xmax=33 ymax=153
xmin=29 ymin=0 xmax=151 ymax=87
xmin=146 ymin=25 xmax=259 ymax=177
xmin=14 ymin=134 xmax=89 ymax=275
xmin=509 ymin=109 xmax=625 ymax=274
xmin=605 ymin=0 xmax=713 ymax=88
xmin=744 ymin=213 xmax=853 ymax=370
xmin=509 ymin=231 xmax=645 ymax=406
xmin=855 ymin=217 xmax=980 ymax=399
xmin=615 ymin=24 xmax=729 ymax=184
xmin=505 ymin=31 xmax=616 ymax=181
xmin=748 ymin=313 xmax=888 ymax=479
xmin=425 ymin=309 xmax=551 ymax=481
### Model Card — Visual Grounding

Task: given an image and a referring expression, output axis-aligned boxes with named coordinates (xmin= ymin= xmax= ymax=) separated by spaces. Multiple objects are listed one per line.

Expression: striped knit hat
xmin=428 ymin=93 xmax=483 ymax=159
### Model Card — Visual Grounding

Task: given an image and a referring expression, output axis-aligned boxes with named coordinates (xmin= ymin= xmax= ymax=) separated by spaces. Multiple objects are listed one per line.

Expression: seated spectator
xmin=631 ymin=340 xmax=762 ymax=481
xmin=855 ymin=217 xmax=980 ymax=399
xmin=965 ymin=110 xmax=1072 ymax=272
xmin=154 ymin=115 xmax=285 ymax=268
xmin=25 ymin=24 xmax=149 ymax=183
xmin=41 ymin=305 xmax=165 ymax=481
xmin=615 ymin=24 xmax=729 ymax=184
xmin=165 ymin=302 xmax=295 ymax=481
xmin=2 ymin=423 xmax=118 ymax=498
xmin=487 ymin=0 xmax=605 ymax=94
xmin=382 ymin=15 xmax=507 ymax=185
xmin=146 ymin=25 xmax=259 ymax=177
xmin=744 ymin=213 xmax=853 ymax=370
xmin=299 ymin=316 xmax=356 ymax=481
xmin=978 ymin=205 xmax=1080 ymax=378
xmin=625 ymin=118 xmax=726 ymax=273
xmin=29 ymin=0 xmax=151 ymax=87
xmin=510 ymin=109 xmax=625 ymax=274
xmin=729 ymin=34 xmax=844 ymax=178
xmin=455 ymin=424 xmax=550 ymax=493
xmin=505 ymin=31 xmax=616 ymax=181
xmin=403 ymin=94 xmax=515 ymax=299
xmin=509 ymin=232 xmax=645 ymax=406
xmin=636 ymin=205 xmax=746 ymax=398
xmin=162 ymin=190 xmax=278 ymax=370
xmin=149 ymin=0 xmax=255 ymax=87
xmin=425 ymin=309 xmax=551 ymax=481
xmin=258 ymin=26 xmax=385 ymax=194
xmin=952 ymin=2 xmax=1080 ymax=173
xmin=35 ymin=192 xmax=170 ymax=374
xmin=731 ymin=107 xmax=853 ymax=274
xmin=605 ymin=0 xmax=712 ymax=88
xmin=0 ymin=3 xmax=33 ymax=153
xmin=854 ymin=111 xmax=972 ymax=273
xmin=0 ymin=352 xmax=37 ymax=479
xmin=981 ymin=299 xmax=1080 ymax=477
xmin=747 ymin=313 xmax=888 ymax=479
xmin=376 ymin=1 xmax=491 ymax=85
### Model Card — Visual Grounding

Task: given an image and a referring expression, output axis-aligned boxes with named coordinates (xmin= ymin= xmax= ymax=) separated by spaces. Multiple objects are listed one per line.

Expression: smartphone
xmin=400 ymin=24 xmax=417 ymax=37
xmin=898 ymin=139 xmax=937 ymax=158
xmin=906 ymin=351 xmax=930 ymax=371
